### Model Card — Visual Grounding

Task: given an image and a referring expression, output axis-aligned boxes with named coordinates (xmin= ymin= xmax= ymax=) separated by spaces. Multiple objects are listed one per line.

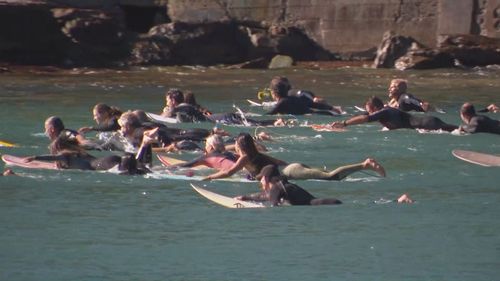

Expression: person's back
xmin=368 ymin=106 xmax=413 ymax=129
xmin=464 ymin=115 xmax=500 ymax=134
xmin=267 ymin=95 xmax=312 ymax=115
xmin=397 ymin=93 xmax=425 ymax=112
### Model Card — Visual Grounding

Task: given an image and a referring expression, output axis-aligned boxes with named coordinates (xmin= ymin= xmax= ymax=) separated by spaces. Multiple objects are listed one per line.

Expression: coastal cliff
xmin=0 ymin=0 xmax=499 ymax=68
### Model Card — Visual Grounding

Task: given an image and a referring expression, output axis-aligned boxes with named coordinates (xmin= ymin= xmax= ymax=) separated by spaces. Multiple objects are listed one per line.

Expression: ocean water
xmin=0 ymin=66 xmax=499 ymax=281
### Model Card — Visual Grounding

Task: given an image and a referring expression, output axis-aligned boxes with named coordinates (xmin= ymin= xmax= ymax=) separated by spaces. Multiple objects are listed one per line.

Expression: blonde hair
xmin=390 ymin=79 xmax=408 ymax=92
xmin=205 ymin=134 xmax=225 ymax=152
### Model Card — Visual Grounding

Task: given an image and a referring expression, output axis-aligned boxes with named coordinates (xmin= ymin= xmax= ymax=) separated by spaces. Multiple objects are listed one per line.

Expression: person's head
xmin=235 ymin=132 xmax=259 ymax=157
xmin=118 ymin=111 xmax=142 ymax=137
xmin=256 ymin=164 xmax=285 ymax=191
xmin=183 ymin=91 xmax=198 ymax=106
xmin=92 ymin=103 xmax=122 ymax=124
xmin=388 ymin=79 xmax=407 ymax=99
xmin=269 ymin=76 xmax=291 ymax=100
xmin=44 ymin=116 xmax=65 ymax=140
xmin=166 ymin=88 xmax=184 ymax=107
xmin=365 ymin=96 xmax=385 ymax=113
xmin=205 ymin=134 xmax=225 ymax=153
xmin=460 ymin=102 xmax=476 ymax=123
xmin=131 ymin=110 xmax=150 ymax=124
xmin=49 ymin=134 xmax=84 ymax=155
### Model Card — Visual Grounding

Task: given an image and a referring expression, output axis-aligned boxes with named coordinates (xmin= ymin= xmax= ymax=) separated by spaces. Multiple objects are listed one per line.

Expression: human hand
xmin=487 ymin=104 xmax=499 ymax=113
xmin=142 ymin=127 xmax=159 ymax=145
xmin=78 ymin=127 xmax=92 ymax=134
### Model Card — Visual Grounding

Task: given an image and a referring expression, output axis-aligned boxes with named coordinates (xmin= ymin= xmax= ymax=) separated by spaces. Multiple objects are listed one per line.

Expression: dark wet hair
xmin=366 ymin=96 xmax=384 ymax=110
xmin=270 ymin=76 xmax=291 ymax=98
xmin=461 ymin=102 xmax=476 ymax=116
xmin=49 ymin=134 xmax=87 ymax=156
xmin=94 ymin=103 xmax=122 ymax=119
xmin=166 ymin=88 xmax=184 ymax=104
xmin=256 ymin=164 xmax=286 ymax=182
xmin=184 ymin=91 xmax=197 ymax=106
xmin=236 ymin=132 xmax=259 ymax=157
xmin=46 ymin=116 xmax=65 ymax=132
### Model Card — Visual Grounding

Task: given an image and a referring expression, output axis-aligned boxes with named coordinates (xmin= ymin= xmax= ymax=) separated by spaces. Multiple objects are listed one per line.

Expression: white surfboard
xmin=246 ymin=99 xmax=277 ymax=108
xmin=146 ymin=112 xmax=179 ymax=124
xmin=452 ymin=149 xmax=500 ymax=167
xmin=191 ymin=184 xmax=266 ymax=208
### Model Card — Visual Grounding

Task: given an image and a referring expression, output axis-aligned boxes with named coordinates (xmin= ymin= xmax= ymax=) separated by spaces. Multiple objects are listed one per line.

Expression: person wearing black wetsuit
xmin=161 ymin=88 xmax=207 ymax=122
xmin=44 ymin=116 xmax=102 ymax=150
xmin=237 ymin=165 xmax=342 ymax=206
xmin=25 ymin=133 xmax=149 ymax=175
xmin=266 ymin=76 xmax=339 ymax=116
xmin=332 ymin=96 xmax=457 ymax=131
xmin=79 ymin=103 xmax=122 ymax=134
xmin=387 ymin=79 xmax=429 ymax=112
xmin=459 ymin=102 xmax=500 ymax=135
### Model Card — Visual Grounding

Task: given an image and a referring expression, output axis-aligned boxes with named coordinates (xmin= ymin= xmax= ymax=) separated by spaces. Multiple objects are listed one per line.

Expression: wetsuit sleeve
xmin=367 ymin=108 xmax=389 ymax=122
xmin=240 ymin=191 xmax=268 ymax=202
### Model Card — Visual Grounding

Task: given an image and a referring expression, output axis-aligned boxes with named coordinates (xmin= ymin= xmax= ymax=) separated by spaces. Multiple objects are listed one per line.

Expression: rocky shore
xmin=1 ymin=0 xmax=499 ymax=70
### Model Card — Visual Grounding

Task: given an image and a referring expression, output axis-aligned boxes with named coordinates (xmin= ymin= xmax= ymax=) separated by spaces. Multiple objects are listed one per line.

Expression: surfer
xmin=24 ymin=133 xmax=149 ymax=174
xmin=458 ymin=102 xmax=500 ymax=135
xmin=386 ymin=79 xmax=432 ymax=112
xmin=161 ymin=88 xmax=207 ymax=122
xmin=169 ymin=134 xmax=238 ymax=170
xmin=236 ymin=164 xmax=342 ymax=206
xmin=330 ymin=96 xmax=458 ymax=131
xmin=78 ymin=103 xmax=122 ymax=134
xmin=265 ymin=76 xmax=342 ymax=116
xmin=203 ymin=133 xmax=385 ymax=181
xmin=44 ymin=116 xmax=101 ymax=150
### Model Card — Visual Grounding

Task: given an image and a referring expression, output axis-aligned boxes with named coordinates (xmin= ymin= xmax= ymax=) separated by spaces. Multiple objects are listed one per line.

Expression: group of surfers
xmin=7 ymin=76 xmax=499 ymax=206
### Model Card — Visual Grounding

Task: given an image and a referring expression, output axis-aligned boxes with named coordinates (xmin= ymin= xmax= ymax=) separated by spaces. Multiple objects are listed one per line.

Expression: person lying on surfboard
xmin=386 ymin=79 xmax=434 ymax=112
xmin=24 ymin=133 xmax=149 ymax=175
xmin=235 ymin=164 xmax=342 ymax=206
xmin=167 ymin=134 xmax=238 ymax=171
xmin=459 ymin=102 xmax=500 ymax=135
xmin=161 ymin=88 xmax=208 ymax=122
xmin=265 ymin=76 xmax=342 ymax=116
xmin=44 ymin=116 xmax=102 ymax=150
xmin=78 ymin=103 xmax=122 ymax=134
xmin=203 ymin=133 xmax=385 ymax=181
xmin=330 ymin=96 xmax=458 ymax=132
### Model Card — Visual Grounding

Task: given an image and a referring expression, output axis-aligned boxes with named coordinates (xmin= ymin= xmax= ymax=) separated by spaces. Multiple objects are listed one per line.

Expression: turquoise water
xmin=0 ymin=66 xmax=499 ymax=281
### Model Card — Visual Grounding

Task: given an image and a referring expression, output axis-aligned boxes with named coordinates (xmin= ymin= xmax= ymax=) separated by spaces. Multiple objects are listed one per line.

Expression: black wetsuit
xmin=88 ymin=118 xmax=120 ymax=132
xmin=293 ymin=90 xmax=334 ymax=111
xmin=33 ymin=153 xmax=147 ymax=174
xmin=367 ymin=107 xmax=457 ymax=131
xmin=241 ymin=182 xmax=341 ymax=206
xmin=266 ymin=96 xmax=335 ymax=116
xmin=164 ymin=103 xmax=207 ymax=122
xmin=396 ymin=93 xmax=425 ymax=112
xmin=207 ymin=113 xmax=277 ymax=126
xmin=461 ymin=115 xmax=500 ymax=134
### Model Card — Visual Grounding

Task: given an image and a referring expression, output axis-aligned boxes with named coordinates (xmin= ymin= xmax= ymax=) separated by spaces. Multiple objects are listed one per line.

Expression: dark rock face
xmin=373 ymin=32 xmax=500 ymax=70
xmin=373 ymin=31 xmax=425 ymax=68
xmin=437 ymin=34 xmax=500 ymax=67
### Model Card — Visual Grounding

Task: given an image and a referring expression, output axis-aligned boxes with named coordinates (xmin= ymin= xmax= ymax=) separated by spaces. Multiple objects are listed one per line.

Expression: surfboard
xmin=2 ymin=154 xmax=58 ymax=170
xmin=146 ymin=112 xmax=179 ymax=124
xmin=191 ymin=184 xmax=266 ymax=208
xmin=452 ymin=149 xmax=500 ymax=167
xmin=0 ymin=140 xmax=17 ymax=147
xmin=354 ymin=105 xmax=367 ymax=112
xmin=246 ymin=99 xmax=277 ymax=108
xmin=156 ymin=154 xmax=207 ymax=170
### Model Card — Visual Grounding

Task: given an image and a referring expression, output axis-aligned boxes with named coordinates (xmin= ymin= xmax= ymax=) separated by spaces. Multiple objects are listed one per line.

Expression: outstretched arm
xmin=331 ymin=114 xmax=370 ymax=128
